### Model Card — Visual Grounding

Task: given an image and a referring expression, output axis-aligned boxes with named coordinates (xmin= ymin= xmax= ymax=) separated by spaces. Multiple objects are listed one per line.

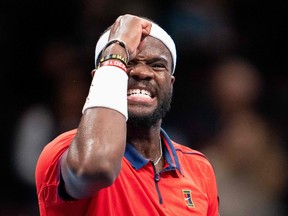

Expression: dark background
xmin=1 ymin=0 xmax=287 ymax=215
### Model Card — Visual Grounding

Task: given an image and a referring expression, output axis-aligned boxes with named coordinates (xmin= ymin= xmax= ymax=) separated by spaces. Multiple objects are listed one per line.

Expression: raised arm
xmin=60 ymin=15 xmax=151 ymax=199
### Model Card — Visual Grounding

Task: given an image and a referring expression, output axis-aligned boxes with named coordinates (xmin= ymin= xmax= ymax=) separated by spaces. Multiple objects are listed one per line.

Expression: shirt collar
xmin=124 ymin=128 xmax=182 ymax=174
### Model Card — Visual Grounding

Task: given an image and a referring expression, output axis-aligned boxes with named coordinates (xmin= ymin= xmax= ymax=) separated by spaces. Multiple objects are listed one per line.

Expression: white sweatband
xmin=82 ymin=66 xmax=128 ymax=120
xmin=95 ymin=22 xmax=177 ymax=74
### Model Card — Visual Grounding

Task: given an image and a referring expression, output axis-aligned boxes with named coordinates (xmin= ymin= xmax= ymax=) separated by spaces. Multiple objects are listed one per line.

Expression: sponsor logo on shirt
xmin=182 ymin=189 xmax=195 ymax=208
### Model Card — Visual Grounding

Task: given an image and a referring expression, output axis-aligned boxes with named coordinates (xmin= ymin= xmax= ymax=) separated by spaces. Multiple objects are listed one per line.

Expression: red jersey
xmin=36 ymin=128 xmax=219 ymax=216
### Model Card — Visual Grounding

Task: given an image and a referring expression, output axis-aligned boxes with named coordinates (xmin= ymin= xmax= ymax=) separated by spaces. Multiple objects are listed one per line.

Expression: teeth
xmin=128 ymin=89 xmax=151 ymax=97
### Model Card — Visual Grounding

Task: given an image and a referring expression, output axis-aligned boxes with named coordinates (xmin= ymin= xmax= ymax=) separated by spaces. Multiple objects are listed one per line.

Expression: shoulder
xmin=172 ymin=141 xmax=208 ymax=160
xmin=35 ymin=129 xmax=77 ymax=184
xmin=42 ymin=129 xmax=77 ymax=157
xmin=172 ymin=141 xmax=216 ymax=175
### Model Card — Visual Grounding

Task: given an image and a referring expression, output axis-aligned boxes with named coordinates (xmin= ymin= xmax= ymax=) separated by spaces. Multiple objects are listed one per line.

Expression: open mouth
xmin=127 ymin=89 xmax=153 ymax=98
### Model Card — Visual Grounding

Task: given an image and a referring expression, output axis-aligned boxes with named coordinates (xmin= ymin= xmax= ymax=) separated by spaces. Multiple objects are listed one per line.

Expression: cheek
xmin=168 ymin=77 xmax=175 ymax=92
xmin=155 ymin=74 xmax=174 ymax=95
xmin=160 ymin=84 xmax=173 ymax=99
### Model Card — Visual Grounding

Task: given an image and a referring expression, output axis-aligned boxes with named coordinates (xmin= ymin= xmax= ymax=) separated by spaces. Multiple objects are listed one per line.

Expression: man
xmin=35 ymin=14 xmax=219 ymax=215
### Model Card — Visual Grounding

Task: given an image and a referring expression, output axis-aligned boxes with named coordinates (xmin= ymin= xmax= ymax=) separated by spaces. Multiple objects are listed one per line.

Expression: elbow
xmin=85 ymin=161 xmax=121 ymax=187
xmin=69 ymin=156 xmax=121 ymax=187
xmin=63 ymin=160 xmax=121 ymax=199
xmin=63 ymin=138 xmax=125 ymax=198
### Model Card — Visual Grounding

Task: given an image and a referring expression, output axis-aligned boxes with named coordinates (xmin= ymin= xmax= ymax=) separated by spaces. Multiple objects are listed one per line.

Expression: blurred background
xmin=1 ymin=0 xmax=288 ymax=215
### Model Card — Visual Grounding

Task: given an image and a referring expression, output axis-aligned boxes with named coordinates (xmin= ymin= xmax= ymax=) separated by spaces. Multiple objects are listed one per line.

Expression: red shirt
xmin=36 ymin=128 xmax=219 ymax=216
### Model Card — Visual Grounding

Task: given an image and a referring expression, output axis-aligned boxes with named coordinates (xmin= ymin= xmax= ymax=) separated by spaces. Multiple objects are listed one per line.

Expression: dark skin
xmin=61 ymin=14 xmax=175 ymax=199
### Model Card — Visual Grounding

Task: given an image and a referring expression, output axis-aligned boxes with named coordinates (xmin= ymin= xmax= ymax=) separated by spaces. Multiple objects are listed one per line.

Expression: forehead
xmin=139 ymin=36 xmax=172 ymax=62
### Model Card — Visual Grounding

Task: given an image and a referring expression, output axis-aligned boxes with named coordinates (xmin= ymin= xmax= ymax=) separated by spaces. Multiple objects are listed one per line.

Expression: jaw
xmin=127 ymin=96 xmax=157 ymax=116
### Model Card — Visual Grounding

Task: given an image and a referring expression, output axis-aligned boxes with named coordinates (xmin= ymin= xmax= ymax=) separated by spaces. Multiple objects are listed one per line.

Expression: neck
xmin=126 ymin=123 xmax=162 ymax=161
xmin=153 ymin=138 xmax=163 ymax=166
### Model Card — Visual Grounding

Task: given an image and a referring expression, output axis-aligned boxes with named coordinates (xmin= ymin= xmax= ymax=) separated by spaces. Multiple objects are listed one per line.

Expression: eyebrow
xmin=130 ymin=56 xmax=169 ymax=64
xmin=147 ymin=56 xmax=169 ymax=63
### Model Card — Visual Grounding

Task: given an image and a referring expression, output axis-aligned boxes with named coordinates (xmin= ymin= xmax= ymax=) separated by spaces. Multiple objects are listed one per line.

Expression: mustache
xmin=127 ymin=79 xmax=157 ymax=92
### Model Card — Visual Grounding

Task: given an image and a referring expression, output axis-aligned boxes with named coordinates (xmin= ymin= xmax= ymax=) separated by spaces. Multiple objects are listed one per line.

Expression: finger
xmin=140 ymin=20 xmax=152 ymax=38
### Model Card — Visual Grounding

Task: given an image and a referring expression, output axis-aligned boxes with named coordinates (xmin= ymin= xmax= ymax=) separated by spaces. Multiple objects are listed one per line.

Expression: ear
xmin=170 ymin=75 xmax=175 ymax=92
xmin=170 ymin=75 xmax=175 ymax=86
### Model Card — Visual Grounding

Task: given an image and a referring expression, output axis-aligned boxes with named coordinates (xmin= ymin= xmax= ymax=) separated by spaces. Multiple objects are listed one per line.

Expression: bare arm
xmin=60 ymin=15 xmax=152 ymax=199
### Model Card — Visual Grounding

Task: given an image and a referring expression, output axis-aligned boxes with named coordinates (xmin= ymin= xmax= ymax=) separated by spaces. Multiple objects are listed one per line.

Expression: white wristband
xmin=82 ymin=66 xmax=128 ymax=120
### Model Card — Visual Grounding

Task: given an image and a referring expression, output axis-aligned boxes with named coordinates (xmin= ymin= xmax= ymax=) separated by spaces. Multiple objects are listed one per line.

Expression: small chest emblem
xmin=182 ymin=189 xmax=195 ymax=208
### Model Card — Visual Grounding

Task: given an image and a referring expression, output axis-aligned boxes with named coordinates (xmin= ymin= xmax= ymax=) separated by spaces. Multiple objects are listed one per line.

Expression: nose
xmin=128 ymin=63 xmax=154 ymax=80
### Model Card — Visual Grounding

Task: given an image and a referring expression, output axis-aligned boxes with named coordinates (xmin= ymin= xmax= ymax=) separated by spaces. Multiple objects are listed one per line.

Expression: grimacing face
xmin=127 ymin=87 xmax=173 ymax=128
xmin=127 ymin=36 xmax=175 ymax=128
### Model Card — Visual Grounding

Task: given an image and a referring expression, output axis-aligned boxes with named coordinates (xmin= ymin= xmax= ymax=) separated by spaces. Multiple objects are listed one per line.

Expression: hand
xmin=108 ymin=14 xmax=152 ymax=60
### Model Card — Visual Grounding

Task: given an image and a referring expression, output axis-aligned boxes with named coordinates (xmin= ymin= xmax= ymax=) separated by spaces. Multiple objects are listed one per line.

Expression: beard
xmin=127 ymin=90 xmax=173 ymax=128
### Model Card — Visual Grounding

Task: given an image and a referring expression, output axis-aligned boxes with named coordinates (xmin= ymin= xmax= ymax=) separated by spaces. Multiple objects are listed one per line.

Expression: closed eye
xmin=150 ymin=63 xmax=166 ymax=71
xmin=147 ymin=57 xmax=169 ymax=71
xmin=127 ymin=57 xmax=169 ymax=71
